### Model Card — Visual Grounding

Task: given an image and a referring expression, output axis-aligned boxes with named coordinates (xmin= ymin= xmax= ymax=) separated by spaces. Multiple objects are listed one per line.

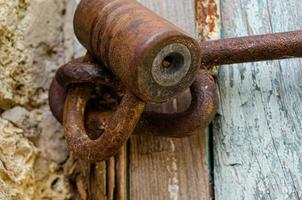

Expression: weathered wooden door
xmin=0 ymin=0 xmax=301 ymax=199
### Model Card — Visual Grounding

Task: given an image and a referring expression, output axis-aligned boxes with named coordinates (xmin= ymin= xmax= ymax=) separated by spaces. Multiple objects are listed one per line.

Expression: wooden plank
xmin=129 ymin=1 xmax=220 ymax=199
xmin=214 ymin=0 xmax=302 ymax=199
xmin=71 ymin=0 xmax=220 ymax=199
xmin=71 ymin=1 xmax=120 ymax=199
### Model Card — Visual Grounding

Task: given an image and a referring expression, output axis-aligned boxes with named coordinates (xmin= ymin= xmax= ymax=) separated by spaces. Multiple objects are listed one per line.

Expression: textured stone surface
xmin=0 ymin=0 xmax=77 ymax=199
xmin=0 ymin=118 xmax=37 ymax=199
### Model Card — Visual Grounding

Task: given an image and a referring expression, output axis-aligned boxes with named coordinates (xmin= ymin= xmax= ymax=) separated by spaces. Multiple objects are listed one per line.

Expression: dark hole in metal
xmin=161 ymin=52 xmax=185 ymax=75
xmin=84 ymin=85 xmax=122 ymax=140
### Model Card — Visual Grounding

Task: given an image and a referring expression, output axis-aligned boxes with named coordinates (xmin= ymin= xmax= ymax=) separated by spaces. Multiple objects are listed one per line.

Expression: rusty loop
xmin=55 ymin=57 xmax=117 ymax=89
xmin=63 ymin=85 xmax=145 ymax=161
xmin=136 ymin=70 xmax=218 ymax=137
xmin=49 ymin=56 xmax=217 ymax=161
xmin=49 ymin=78 xmax=67 ymax=123
xmin=49 ymin=60 xmax=218 ymax=138
xmin=49 ymin=56 xmax=147 ymax=161
xmin=86 ymin=70 xmax=218 ymax=138
xmin=49 ymin=56 xmax=122 ymax=123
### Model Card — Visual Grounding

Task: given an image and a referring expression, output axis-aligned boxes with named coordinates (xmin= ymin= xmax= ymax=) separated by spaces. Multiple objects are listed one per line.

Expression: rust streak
xmin=195 ymin=0 xmax=220 ymax=40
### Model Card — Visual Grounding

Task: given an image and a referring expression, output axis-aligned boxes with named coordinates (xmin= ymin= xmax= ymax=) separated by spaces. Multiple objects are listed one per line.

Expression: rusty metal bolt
xmin=74 ymin=0 xmax=201 ymax=103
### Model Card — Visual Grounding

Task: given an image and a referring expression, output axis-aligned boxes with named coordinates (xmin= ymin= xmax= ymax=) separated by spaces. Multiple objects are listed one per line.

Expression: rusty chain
xmin=49 ymin=0 xmax=302 ymax=161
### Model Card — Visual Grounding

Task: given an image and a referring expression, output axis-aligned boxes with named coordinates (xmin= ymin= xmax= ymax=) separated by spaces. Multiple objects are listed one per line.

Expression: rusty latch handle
xmin=49 ymin=0 xmax=302 ymax=161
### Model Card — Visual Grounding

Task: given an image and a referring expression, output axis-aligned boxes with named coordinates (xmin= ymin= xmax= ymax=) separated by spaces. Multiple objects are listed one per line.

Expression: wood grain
xmin=71 ymin=1 xmax=115 ymax=199
xmin=71 ymin=0 xmax=220 ymax=199
xmin=128 ymin=0 xmax=220 ymax=199
xmin=214 ymin=0 xmax=302 ymax=199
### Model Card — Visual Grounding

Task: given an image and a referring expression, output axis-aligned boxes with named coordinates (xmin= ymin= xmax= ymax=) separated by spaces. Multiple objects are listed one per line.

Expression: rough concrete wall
xmin=0 ymin=0 xmax=77 ymax=199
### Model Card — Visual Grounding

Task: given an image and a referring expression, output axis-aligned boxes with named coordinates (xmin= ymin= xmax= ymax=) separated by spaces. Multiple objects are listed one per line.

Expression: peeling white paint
xmin=214 ymin=0 xmax=302 ymax=199
xmin=167 ymin=139 xmax=179 ymax=200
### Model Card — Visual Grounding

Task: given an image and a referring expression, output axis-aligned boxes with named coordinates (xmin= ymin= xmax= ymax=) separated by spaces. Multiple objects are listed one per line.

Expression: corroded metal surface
xmin=63 ymin=85 xmax=145 ymax=161
xmin=195 ymin=0 xmax=220 ymax=40
xmin=49 ymin=56 xmax=119 ymax=123
xmin=49 ymin=60 xmax=218 ymax=138
xmin=200 ymin=30 xmax=302 ymax=67
xmin=86 ymin=70 xmax=218 ymax=138
xmin=134 ymin=69 xmax=218 ymax=137
xmin=49 ymin=79 xmax=67 ymax=123
xmin=55 ymin=57 xmax=117 ymax=89
xmin=74 ymin=0 xmax=201 ymax=103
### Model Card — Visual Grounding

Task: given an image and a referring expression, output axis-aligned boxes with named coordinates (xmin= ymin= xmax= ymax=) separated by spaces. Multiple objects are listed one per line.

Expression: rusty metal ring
xmin=55 ymin=57 xmax=117 ymax=89
xmin=86 ymin=70 xmax=218 ymax=138
xmin=63 ymin=84 xmax=145 ymax=161
xmin=49 ymin=56 xmax=118 ymax=123
xmin=134 ymin=70 xmax=218 ymax=137
xmin=49 ymin=59 xmax=218 ymax=138
xmin=49 ymin=78 xmax=67 ymax=123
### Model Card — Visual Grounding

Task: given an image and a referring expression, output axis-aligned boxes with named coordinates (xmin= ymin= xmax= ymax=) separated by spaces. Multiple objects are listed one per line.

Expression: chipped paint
xmin=214 ymin=0 xmax=302 ymax=199
xmin=196 ymin=0 xmax=221 ymax=76
xmin=167 ymin=139 xmax=179 ymax=200
xmin=195 ymin=0 xmax=221 ymax=40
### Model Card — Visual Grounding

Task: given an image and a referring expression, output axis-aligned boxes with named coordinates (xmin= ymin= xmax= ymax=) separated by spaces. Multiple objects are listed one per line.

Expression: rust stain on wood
xmin=195 ymin=0 xmax=220 ymax=39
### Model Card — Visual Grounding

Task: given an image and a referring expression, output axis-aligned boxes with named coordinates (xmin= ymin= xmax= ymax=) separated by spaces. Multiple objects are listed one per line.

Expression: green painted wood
xmin=214 ymin=0 xmax=302 ymax=199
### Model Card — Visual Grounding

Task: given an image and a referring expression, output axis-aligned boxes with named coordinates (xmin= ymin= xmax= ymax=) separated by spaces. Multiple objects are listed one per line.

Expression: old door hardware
xmin=49 ymin=59 xmax=218 ymax=135
xmin=49 ymin=56 xmax=218 ymax=161
xmin=49 ymin=0 xmax=302 ymax=161
xmin=74 ymin=0 xmax=201 ymax=103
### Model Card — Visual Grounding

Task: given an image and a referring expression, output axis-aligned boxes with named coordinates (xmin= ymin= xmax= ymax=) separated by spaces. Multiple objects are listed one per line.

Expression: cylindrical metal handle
xmin=74 ymin=0 xmax=201 ymax=103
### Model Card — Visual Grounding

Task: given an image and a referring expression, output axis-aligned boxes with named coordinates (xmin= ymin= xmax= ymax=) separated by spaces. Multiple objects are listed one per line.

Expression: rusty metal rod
xmin=200 ymin=30 xmax=302 ymax=67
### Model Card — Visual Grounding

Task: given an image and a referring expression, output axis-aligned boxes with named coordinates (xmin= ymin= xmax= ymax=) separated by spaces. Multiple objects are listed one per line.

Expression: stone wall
xmin=0 ymin=0 xmax=77 ymax=199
